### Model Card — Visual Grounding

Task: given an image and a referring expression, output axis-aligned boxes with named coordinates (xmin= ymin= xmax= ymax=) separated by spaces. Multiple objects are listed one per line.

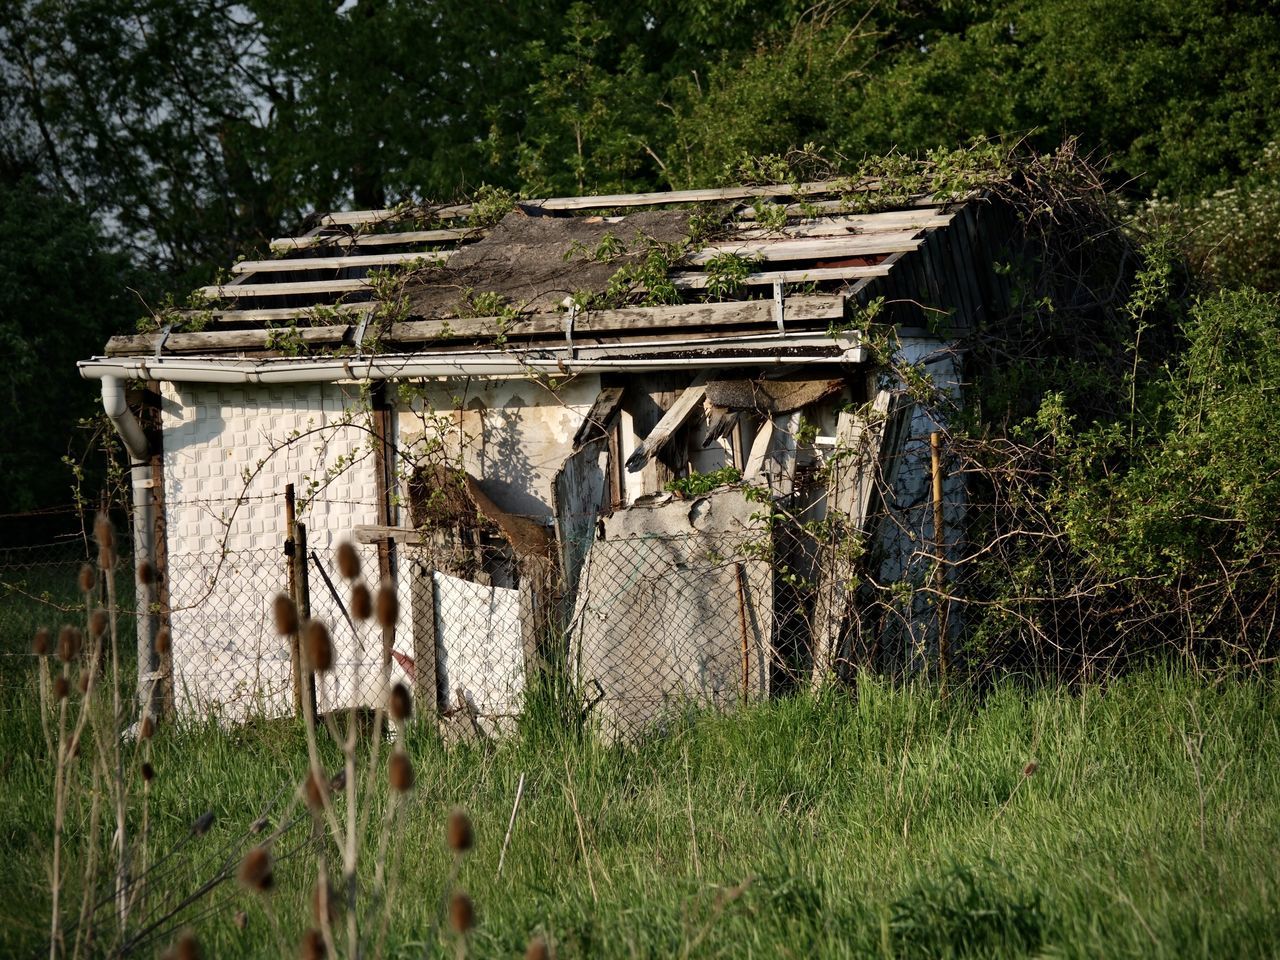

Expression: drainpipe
xmin=101 ymin=376 xmax=159 ymax=716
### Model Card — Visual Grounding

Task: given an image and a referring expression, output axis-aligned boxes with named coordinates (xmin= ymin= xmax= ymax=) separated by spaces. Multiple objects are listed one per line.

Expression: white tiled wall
xmin=160 ymin=381 xmax=391 ymax=719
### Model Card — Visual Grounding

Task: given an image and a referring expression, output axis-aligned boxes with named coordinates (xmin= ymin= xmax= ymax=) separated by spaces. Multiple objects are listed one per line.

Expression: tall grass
xmin=1 ymin=666 xmax=1278 ymax=957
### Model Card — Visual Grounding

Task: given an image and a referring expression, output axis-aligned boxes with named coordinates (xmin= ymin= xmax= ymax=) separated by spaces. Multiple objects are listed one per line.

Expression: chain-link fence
xmin=0 ymin=535 xmax=135 ymax=712
xmin=4 ymin=451 xmax=1257 ymax=738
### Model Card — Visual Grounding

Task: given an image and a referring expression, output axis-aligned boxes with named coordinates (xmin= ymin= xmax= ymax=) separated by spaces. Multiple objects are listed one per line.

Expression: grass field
xmin=1 ymin=658 xmax=1278 ymax=958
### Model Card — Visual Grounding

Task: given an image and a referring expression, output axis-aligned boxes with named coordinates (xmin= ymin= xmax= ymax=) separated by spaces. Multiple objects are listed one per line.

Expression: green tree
xmin=0 ymin=175 xmax=138 ymax=510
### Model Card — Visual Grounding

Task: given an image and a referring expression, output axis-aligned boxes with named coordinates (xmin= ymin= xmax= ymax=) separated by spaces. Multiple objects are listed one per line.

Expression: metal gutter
xmin=79 ymin=339 xmax=865 ymax=385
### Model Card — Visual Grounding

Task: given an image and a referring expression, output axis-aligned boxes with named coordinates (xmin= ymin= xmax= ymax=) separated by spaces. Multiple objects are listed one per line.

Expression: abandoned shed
xmin=78 ymin=178 xmax=1009 ymax=735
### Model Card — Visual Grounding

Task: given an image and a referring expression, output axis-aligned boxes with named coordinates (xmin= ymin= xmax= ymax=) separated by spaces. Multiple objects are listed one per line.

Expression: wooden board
xmin=527 ymin=179 xmax=859 ymax=212
xmin=321 ymin=203 xmax=471 ymax=226
xmin=625 ymin=373 xmax=711 ymax=472
xmin=685 ymin=231 xmax=926 ymax=265
xmin=673 ymin=264 xmax=893 ymax=289
xmin=185 ymin=304 xmax=375 ymax=325
xmin=270 ymin=227 xmax=484 ymax=250
xmin=108 ymin=296 xmax=852 ymax=356
xmin=106 ymin=325 xmax=352 ymax=356
xmin=731 ymin=210 xmax=953 ymax=239
xmin=198 ymin=279 xmax=372 ymax=298
xmin=232 ymin=250 xmax=452 ymax=274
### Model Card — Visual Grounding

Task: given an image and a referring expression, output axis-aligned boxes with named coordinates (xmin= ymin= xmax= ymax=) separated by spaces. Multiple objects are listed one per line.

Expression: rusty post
xmin=290 ymin=513 xmax=315 ymax=719
xmin=284 ymin=484 xmax=302 ymax=715
xmin=930 ymin=432 xmax=948 ymax=684
xmin=735 ymin=563 xmax=750 ymax=705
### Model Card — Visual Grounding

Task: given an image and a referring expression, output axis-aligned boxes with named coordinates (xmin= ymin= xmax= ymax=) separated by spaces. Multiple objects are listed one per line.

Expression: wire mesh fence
xmin=2 ymin=464 xmax=1264 ymax=737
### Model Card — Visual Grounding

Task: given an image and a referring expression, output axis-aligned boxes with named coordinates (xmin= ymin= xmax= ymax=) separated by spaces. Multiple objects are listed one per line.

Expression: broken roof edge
xmin=77 ymin=335 xmax=867 ymax=385
xmin=314 ymin=177 xmax=909 ymax=229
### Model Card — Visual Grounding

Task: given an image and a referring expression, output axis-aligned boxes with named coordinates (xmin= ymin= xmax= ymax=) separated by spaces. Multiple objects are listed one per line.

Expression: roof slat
xmin=686 ymin=231 xmax=925 ymax=265
xmin=269 ymin=227 xmax=484 ymax=250
xmin=232 ymin=250 xmax=451 ymax=274
xmin=320 ymin=203 xmax=471 ymax=227
xmin=672 ymin=264 xmax=893 ymax=289
xmin=107 ymin=295 xmax=848 ymax=356
xmin=198 ymin=279 xmax=373 ymax=298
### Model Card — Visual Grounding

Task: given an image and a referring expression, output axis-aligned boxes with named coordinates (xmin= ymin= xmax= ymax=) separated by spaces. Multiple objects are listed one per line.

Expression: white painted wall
xmin=160 ymin=381 xmax=396 ymax=719
xmin=394 ymin=375 xmax=600 ymax=520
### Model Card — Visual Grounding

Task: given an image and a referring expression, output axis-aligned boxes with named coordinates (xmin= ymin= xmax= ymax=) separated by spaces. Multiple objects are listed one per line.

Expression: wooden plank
xmin=189 ymin=304 xmax=375 ymax=325
xmin=685 ymin=231 xmax=925 ymax=265
xmin=232 ymin=250 xmax=452 ymax=274
xmin=673 ymin=264 xmax=893 ymax=289
xmin=734 ymin=195 xmax=951 ymax=219
xmin=321 ymin=203 xmax=471 ymax=226
xmin=526 ymin=179 xmax=861 ymax=212
xmin=270 ymin=227 xmax=484 ymax=250
xmin=625 ymin=372 xmax=710 ymax=472
xmin=354 ymin=524 xmax=425 ymax=545
xmin=198 ymin=279 xmax=372 ymax=298
xmin=107 ymin=299 xmax=855 ymax=357
xmin=106 ymin=324 xmax=351 ymax=356
xmin=387 ymin=296 xmax=847 ymax=343
xmin=552 ymin=434 xmax=611 ymax=617
xmin=731 ymin=210 xmax=953 ymax=239
xmin=573 ymin=386 xmax=626 ymax=446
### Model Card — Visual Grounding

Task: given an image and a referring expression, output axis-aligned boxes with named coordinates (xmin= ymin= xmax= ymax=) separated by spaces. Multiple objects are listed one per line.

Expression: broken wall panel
xmin=553 ymin=434 xmax=611 ymax=615
xmin=395 ymin=375 xmax=601 ymax=521
xmin=567 ymin=489 xmax=772 ymax=739
xmin=432 ymin=570 xmax=525 ymax=735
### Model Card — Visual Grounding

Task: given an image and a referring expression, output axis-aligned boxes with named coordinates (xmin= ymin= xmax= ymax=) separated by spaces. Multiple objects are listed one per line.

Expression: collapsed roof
xmin=84 ymin=179 xmax=1012 ymax=381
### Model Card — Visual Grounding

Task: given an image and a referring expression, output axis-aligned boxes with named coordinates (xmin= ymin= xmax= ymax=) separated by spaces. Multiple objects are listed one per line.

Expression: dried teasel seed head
xmin=53 ymin=676 xmax=70 ymax=700
xmin=1023 ymin=760 xmax=1039 ymax=778
xmin=388 ymin=752 xmax=414 ymax=793
xmin=446 ymin=809 xmax=473 ymax=853
xmin=303 ymin=771 xmax=328 ymax=810
xmin=525 ymin=935 xmax=552 ymax=960
xmin=155 ymin=628 xmax=171 ymax=656
xmin=350 ymin=582 xmax=372 ymax=620
xmin=32 ymin=628 xmax=50 ymax=656
xmin=448 ymin=891 xmax=474 ymax=935
xmin=140 ymin=716 xmax=156 ymax=740
xmin=141 ymin=762 xmax=156 ymax=782
xmin=304 ymin=620 xmax=333 ymax=673
xmin=58 ymin=625 xmax=81 ymax=662
xmin=162 ymin=930 xmax=201 ymax=960
xmin=237 ymin=846 xmax=274 ymax=892
xmin=298 ymin=929 xmax=326 ymax=960
xmin=89 ymin=608 xmax=108 ymax=639
xmin=95 ymin=514 xmax=115 ymax=570
xmin=335 ymin=542 xmax=360 ymax=581
xmin=273 ymin=594 xmax=298 ymax=636
xmin=388 ymin=682 xmax=412 ymax=721
xmin=375 ymin=584 xmax=398 ymax=630
xmin=78 ymin=564 xmax=96 ymax=594
xmin=137 ymin=560 xmax=155 ymax=586
xmin=93 ymin=512 xmax=114 ymax=550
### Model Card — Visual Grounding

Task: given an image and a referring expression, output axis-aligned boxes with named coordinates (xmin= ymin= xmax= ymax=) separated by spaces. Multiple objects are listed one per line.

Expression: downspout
xmin=101 ymin=376 xmax=159 ymax=716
